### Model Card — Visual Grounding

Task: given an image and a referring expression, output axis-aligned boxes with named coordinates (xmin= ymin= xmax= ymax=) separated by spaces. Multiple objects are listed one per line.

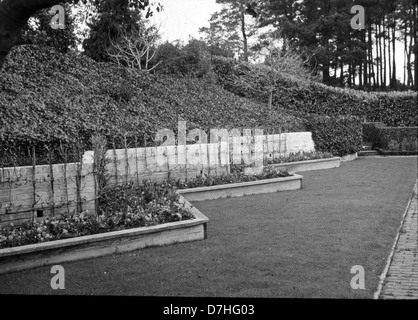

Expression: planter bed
xmin=0 ymin=195 xmax=208 ymax=274
xmin=268 ymin=157 xmax=341 ymax=173
xmin=375 ymin=148 xmax=418 ymax=156
xmin=177 ymin=174 xmax=303 ymax=202
xmin=340 ymin=152 xmax=358 ymax=162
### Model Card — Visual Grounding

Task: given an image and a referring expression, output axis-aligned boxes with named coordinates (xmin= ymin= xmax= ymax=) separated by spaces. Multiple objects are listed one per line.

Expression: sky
xmin=150 ymin=0 xmax=221 ymax=43
xmin=150 ymin=0 xmax=407 ymax=82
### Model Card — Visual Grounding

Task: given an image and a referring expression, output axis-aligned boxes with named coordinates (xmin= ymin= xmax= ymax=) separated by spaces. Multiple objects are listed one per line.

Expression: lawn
xmin=0 ymin=156 xmax=416 ymax=298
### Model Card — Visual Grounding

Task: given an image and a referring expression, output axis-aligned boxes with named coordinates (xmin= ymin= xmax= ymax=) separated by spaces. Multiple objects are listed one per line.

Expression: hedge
xmin=212 ymin=57 xmax=418 ymax=127
xmin=0 ymin=45 xmax=306 ymax=167
xmin=304 ymin=114 xmax=363 ymax=157
xmin=362 ymin=122 xmax=418 ymax=151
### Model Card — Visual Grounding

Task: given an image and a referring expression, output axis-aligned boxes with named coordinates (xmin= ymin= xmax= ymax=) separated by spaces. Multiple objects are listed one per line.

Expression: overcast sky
xmin=150 ymin=0 xmax=221 ymax=43
xmin=150 ymin=0 xmax=406 ymax=81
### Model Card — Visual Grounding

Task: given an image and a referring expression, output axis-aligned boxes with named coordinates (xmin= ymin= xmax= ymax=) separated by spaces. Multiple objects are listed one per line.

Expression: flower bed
xmin=266 ymin=151 xmax=334 ymax=165
xmin=173 ymin=166 xmax=291 ymax=189
xmin=0 ymin=180 xmax=193 ymax=249
xmin=177 ymin=175 xmax=303 ymax=202
xmin=0 ymin=168 xmax=290 ymax=250
xmin=0 ymin=167 xmax=303 ymax=273
xmin=174 ymin=167 xmax=300 ymax=202
xmin=0 ymin=195 xmax=208 ymax=275
xmin=263 ymin=151 xmax=339 ymax=173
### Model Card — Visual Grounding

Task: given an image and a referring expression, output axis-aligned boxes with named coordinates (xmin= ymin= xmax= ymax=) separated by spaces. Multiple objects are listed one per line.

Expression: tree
xmin=83 ymin=0 xmax=143 ymax=62
xmin=17 ymin=3 xmax=78 ymax=53
xmin=107 ymin=20 xmax=161 ymax=71
xmin=233 ymin=32 xmax=316 ymax=111
xmin=258 ymin=0 xmax=417 ymax=90
xmin=0 ymin=0 xmax=156 ymax=70
xmin=199 ymin=0 xmax=259 ymax=62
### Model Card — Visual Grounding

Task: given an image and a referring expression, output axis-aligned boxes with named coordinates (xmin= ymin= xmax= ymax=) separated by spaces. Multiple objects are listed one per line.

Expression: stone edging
xmin=375 ymin=148 xmax=418 ymax=156
xmin=177 ymin=174 xmax=303 ymax=202
xmin=267 ymin=157 xmax=340 ymax=173
xmin=340 ymin=152 xmax=358 ymax=162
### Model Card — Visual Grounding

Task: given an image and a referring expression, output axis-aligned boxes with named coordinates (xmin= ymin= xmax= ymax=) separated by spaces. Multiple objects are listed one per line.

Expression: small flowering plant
xmin=0 ymin=180 xmax=195 ymax=249
xmin=266 ymin=151 xmax=334 ymax=164
xmin=172 ymin=166 xmax=290 ymax=189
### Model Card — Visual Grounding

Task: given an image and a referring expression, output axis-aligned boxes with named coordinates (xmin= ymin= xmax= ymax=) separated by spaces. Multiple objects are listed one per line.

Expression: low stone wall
xmin=0 ymin=161 xmax=95 ymax=227
xmin=0 ymin=132 xmax=317 ymax=226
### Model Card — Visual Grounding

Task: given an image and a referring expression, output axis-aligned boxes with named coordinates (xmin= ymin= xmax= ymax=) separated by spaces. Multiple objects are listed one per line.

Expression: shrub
xmin=304 ymin=114 xmax=363 ymax=157
xmin=171 ymin=166 xmax=290 ymax=189
xmin=362 ymin=122 xmax=418 ymax=151
xmin=213 ymin=58 xmax=418 ymax=127
xmin=266 ymin=151 xmax=334 ymax=164
xmin=0 ymin=180 xmax=194 ymax=249
xmin=362 ymin=122 xmax=386 ymax=146
xmin=0 ymin=45 xmax=306 ymax=167
xmin=376 ymin=127 xmax=418 ymax=151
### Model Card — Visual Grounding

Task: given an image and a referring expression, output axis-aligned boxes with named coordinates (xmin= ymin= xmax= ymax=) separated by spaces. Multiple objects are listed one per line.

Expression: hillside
xmin=0 ymin=45 xmax=306 ymax=166
xmin=212 ymin=58 xmax=418 ymax=128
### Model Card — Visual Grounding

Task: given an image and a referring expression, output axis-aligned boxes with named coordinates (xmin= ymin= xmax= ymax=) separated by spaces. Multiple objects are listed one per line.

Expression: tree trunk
xmin=368 ymin=23 xmax=375 ymax=90
xmin=404 ymin=28 xmax=407 ymax=86
xmin=348 ymin=63 xmax=352 ymax=87
xmin=378 ymin=21 xmax=383 ymax=87
xmin=407 ymin=7 xmax=414 ymax=87
xmin=363 ymin=29 xmax=368 ymax=87
xmin=391 ymin=23 xmax=397 ymax=89
xmin=0 ymin=0 xmax=64 ymax=70
xmin=383 ymin=15 xmax=387 ymax=87
xmin=414 ymin=4 xmax=418 ymax=90
xmin=388 ymin=23 xmax=392 ymax=88
xmin=239 ymin=5 xmax=248 ymax=62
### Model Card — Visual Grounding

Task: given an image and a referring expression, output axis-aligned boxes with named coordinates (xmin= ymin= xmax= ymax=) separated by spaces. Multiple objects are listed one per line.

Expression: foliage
xmin=0 ymin=45 xmax=305 ymax=166
xmin=17 ymin=3 xmax=78 ymax=53
xmin=364 ymin=123 xmax=418 ymax=151
xmin=362 ymin=122 xmax=386 ymax=147
xmin=212 ymin=57 xmax=418 ymax=127
xmin=172 ymin=166 xmax=290 ymax=189
xmin=266 ymin=151 xmax=334 ymax=164
xmin=304 ymin=114 xmax=363 ymax=157
xmin=153 ymin=39 xmax=214 ymax=78
xmin=199 ymin=0 xmax=259 ymax=61
xmin=0 ymin=180 xmax=194 ymax=249
xmin=107 ymin=19 xmax=161 ymax=71
xmin=82 ymin=0 xmax=143 ymax=62
xmin=258 ymin=0 xmax=417 ymax=90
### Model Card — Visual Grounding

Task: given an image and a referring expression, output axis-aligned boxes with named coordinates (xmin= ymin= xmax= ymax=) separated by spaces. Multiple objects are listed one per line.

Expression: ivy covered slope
xmin=0 ymin=45 xmax=305 ymax=153
xmin=213 ymin=57 xmax=418 ymax=127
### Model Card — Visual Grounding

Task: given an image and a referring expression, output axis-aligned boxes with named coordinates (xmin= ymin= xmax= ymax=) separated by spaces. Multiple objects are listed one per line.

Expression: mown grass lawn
xmin=0 ymin=156 xmax=416 ymax=298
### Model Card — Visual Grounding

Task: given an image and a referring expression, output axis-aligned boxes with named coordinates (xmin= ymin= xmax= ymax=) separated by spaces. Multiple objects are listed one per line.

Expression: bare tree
xmin=107 ymin=21 xmax=161 ymax=72
xmin=233 ymin=32 xmax=317 ymax=111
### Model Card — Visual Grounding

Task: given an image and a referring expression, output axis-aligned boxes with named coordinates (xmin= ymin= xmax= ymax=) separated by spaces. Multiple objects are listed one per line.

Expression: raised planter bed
xmin=0 ymin=174 xmax=303 ymax=274
xmin=375 ymin=148 xmax=418 ymax=156
xmin=0 ymin=195 xmax=208 ymax=275
xmin=340 ymin=152 xmax=358 ymax=162
xmin=177 ymin=174 xmax=303 ymax=202
xmin=268 ymin=157 xmax=340 ymax=173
